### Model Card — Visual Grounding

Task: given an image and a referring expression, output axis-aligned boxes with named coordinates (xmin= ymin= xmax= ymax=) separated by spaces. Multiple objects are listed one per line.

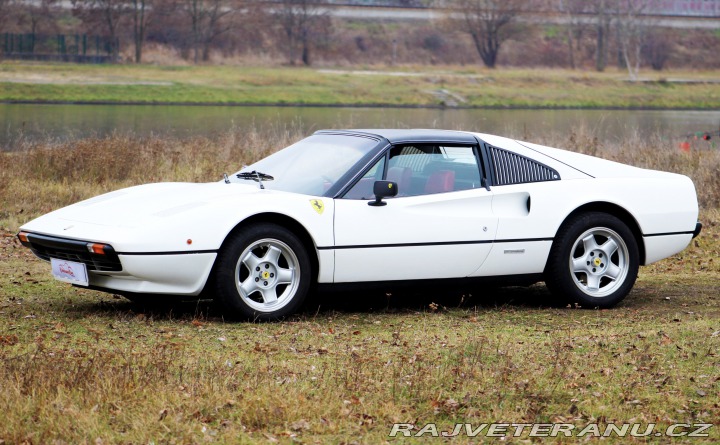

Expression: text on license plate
xmin=50 ymin=258 xmax=89 ymax=287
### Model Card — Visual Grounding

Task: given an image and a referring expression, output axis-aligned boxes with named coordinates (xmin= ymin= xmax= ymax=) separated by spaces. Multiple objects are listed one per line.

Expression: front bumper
xmin=90 ymin=252 xmax=217 ymax=295
xmin=17 ymin=231 xmax=217 ymax=296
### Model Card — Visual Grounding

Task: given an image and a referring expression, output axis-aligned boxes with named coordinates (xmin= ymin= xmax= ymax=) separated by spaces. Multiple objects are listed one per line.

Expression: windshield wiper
xmin=236 ymin=170 xmax=274 ymax=189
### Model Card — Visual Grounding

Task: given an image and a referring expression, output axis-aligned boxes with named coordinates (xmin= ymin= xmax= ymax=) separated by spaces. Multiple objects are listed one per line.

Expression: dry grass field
xmin=1 ymin=128 xmax=719 ymax=443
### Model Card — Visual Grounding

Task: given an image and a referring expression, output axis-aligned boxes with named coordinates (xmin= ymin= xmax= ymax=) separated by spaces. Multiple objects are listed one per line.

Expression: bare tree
xmin=615 ymin=0 xmax=653 ymax=80
xmin=130 ymin=0 xmax=152 ymax=63
xmin=16 ymin=0 xmax=59 ymax=40
xmin=0 ymin=0 xmax=11 ymax=32
xmin=453 ymin=0 xmax=523 ymax=68
xmin=642 ymin=29 xmax=672 ymax=71
xmin=557 ymin=0 xmax=585 ymax=69
xmin=592 ymin=0 xmax=612 ymax=71
xmin=182 ymin=0 xmax=238 ymax=63
xmin=72 ymin=0 xmax=126 ymax=60
xmin=0 ymin=0 xmax=13 ymax=59
xmin=274 ymin=0 xmax=329 ymax=66
xmin=549 ymin=0 xmax=613 ymax=71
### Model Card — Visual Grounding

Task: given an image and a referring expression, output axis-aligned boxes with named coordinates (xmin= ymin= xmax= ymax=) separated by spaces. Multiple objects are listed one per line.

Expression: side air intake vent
xmin=488 ymin=145 xmax=560 ymax=186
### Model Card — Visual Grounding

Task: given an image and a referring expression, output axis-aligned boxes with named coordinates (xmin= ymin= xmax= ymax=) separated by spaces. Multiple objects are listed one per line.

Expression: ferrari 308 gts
xmin=18 ymin=130 xmax=701 ymax=320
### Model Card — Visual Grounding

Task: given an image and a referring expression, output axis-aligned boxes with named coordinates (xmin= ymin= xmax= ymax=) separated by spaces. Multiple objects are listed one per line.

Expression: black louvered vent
xmin=488 ymin=146 xmax=560 ymax=186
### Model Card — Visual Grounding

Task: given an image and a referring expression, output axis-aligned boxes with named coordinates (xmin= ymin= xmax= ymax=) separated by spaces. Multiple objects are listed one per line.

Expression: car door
xmin=332 ymin=143 xmax=498 ymax=283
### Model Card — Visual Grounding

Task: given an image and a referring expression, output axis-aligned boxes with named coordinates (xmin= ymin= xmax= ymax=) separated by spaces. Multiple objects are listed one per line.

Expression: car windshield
xmin=231 ymin=134 xmax=379 ymax=195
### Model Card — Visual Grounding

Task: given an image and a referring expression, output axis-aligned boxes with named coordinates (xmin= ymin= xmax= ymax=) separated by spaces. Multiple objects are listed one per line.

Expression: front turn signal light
xmin=17 ymin=232 xmax=29 ymax=243
xmin=87 ymin=243 xmax=107 ymax=255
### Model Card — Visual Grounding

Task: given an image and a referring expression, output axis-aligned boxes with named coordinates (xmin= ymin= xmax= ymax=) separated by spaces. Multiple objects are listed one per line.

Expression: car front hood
xmin=26 ymin=182 xmax=262 ymax=230
xmin=20 ymin=181 xmax=332 ymax=253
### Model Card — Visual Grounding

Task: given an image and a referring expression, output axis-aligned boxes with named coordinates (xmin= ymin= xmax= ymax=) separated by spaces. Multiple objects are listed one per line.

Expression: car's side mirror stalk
xmin=368 ymin=181 xmax=398 ymax=207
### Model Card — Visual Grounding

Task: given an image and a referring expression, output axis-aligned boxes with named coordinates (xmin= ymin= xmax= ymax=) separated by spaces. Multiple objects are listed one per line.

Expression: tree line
xmin=453 ymin=0 xmax=672 ymax=79
xmin=0 ymin=0 xmax=698 ymax=75
xmin=0 ymin=0 xmax=333 ymax=65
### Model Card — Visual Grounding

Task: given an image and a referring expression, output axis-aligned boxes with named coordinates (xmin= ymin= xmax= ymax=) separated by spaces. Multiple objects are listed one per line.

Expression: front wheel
xmin=213 ymin=224 xmax=311 ymax=321
xmin=545 ymin=212 xmax=639 ymax=308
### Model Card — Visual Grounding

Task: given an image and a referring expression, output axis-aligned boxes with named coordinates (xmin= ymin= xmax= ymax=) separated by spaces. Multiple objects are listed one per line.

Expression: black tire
xmin=545 ymin=212 xmax=639 ymax=308
xmin=213 ymin=224 xmax=311 ymax=321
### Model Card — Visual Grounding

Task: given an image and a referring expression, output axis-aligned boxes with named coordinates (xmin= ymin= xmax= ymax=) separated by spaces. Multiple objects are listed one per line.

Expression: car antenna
xmin=223 ymin=173 xmax=230 ymax=184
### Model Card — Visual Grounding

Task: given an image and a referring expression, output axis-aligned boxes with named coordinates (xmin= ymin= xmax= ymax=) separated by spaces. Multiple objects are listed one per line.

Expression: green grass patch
xmin=1 ymin=62 xmax=719 ymax=109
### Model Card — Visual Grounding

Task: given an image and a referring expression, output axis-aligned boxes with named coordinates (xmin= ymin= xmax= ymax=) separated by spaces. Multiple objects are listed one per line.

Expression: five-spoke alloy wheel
xmin=545 ymin=212 xmax=639 ymax=308
xmin=569 ymin=227 xmax=629 ymax=298
xmin=214 ymin=224 xmax=311 ymax=321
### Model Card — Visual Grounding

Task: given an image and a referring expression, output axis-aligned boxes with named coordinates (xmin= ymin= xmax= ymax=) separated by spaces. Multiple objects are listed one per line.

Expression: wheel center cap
xmin=593 ymin=257 xmax=602 ymax=267
xmin=261 ymin=271 xmax=270 ymax=280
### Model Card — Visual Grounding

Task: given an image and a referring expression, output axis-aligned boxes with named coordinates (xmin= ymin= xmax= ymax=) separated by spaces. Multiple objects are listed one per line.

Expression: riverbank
xmin=2 ymin=62 xmax=720 ymax=109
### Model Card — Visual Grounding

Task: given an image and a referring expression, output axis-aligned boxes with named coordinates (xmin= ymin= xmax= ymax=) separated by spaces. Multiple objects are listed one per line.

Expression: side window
xmin=343 ymin=144 xmax=484 ymax=199
xmin=387 ymin=144 xmax=482 ymax=196
xmin=343 ymin=156 xmax=386 ymax=200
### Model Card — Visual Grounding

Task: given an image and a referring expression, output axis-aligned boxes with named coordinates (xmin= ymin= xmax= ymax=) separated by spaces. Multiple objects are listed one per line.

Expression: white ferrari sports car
xmin=18 ymin=130 xmax=701 ymax=320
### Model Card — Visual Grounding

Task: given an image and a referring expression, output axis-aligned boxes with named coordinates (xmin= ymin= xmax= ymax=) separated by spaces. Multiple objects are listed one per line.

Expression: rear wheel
xmin=214 ymin=224 xmax=311 ymax=321
xmin=545 ymin=212 xmax=639 ymax=308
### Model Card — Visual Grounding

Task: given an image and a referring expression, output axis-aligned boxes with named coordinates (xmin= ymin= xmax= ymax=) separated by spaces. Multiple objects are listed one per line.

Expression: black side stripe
xmin=114 ymin=232 xmax=692 ymax=255
xmin=496 ymin=237 xmax=554 ymax=243
xmin=117 ymin=249 xmax=218 ymax=255
xmin=643 ymin=231 xmax=695 ymax=237
xmin=318 ymin=237 xmax=553 ymax=251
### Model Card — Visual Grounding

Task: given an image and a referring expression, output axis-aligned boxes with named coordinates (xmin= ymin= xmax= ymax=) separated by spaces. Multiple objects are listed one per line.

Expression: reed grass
xmin=1 ymin=126 xmax=718 ymax=231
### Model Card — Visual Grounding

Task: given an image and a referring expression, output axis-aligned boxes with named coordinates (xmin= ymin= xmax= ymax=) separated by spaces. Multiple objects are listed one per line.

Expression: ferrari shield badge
xmin=310 ymin=199 xmax=324 ymax=215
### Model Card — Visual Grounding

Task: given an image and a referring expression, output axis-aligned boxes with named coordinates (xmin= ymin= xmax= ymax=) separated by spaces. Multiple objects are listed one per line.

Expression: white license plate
xmin=50 ymin=258 xmax=89 ymax=287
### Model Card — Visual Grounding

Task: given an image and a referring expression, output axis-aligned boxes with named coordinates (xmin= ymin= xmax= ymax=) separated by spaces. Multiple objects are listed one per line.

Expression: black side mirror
xmin=368 ymin=180 xmax=398 ymax=207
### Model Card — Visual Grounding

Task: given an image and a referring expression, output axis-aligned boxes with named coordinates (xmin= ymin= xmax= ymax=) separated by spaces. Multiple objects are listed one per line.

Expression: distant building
xmin=327 ymin=0 xmax=720 ymax=17
xmin=646 ymin=0 xmax=720 ymax=17
xmin=324 ymin=0 xmax=435 ymax=7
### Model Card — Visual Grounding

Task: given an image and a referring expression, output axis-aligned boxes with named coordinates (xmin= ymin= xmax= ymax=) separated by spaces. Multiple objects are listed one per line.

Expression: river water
xmin=2 ymin=104 xmax=719 ymax=151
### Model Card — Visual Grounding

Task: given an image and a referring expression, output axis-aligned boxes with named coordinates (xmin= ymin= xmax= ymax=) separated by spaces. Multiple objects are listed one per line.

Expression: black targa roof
xmin=314 ymin=129 xmax=478 ymax=145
